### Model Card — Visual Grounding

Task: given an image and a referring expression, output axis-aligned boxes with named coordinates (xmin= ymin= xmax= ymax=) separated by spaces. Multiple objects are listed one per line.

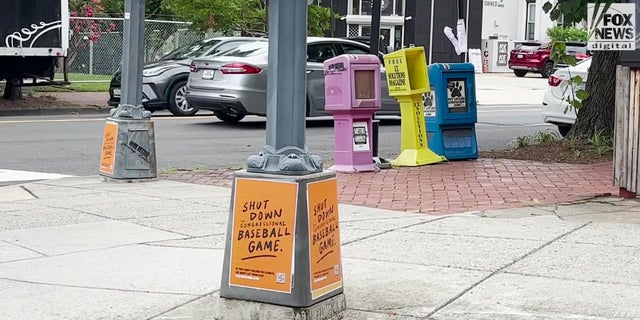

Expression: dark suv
xmin=508 ymin=41 xmax=590 ymax=78
xmin=108 ymin=37 xmax=266 ymax=116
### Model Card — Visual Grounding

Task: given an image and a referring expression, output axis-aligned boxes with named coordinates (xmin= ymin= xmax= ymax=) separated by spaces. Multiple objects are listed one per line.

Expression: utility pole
xmin=99 ymin=0 xmax=157 ymax=180
xmin=216 ymin=1 xmax=346 ymax=318
xmin=370 ymin=0 xmax=382 ymax=55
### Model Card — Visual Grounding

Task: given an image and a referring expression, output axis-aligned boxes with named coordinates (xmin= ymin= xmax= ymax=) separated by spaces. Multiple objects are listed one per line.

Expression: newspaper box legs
xmin=323 ymin=54 xmax=382 ymax=173
xmin=383 ymin=47 xmax=446 ymax=166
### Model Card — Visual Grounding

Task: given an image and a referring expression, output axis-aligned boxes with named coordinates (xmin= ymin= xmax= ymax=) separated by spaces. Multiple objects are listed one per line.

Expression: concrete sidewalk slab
xmin=0 ymin=279 xmax=198 ymax=320
xmin=1 ymin=177 xmax=640 ymax=320
xmin=430 ymin=273 xmax=640 ymax=319
xmin=0 ymin=220 xmax=183 ymax=255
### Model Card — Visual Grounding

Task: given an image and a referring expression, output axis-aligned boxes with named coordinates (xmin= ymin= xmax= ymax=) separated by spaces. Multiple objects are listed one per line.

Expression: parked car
xmin=108 ymin=37 xmax=267 ymax=116
xmin=508 ymin=41 xmax=590 ymax=78
xmin=542 ymin=57 xmax=591 ymax=137
xmin=185 ymin=37 xmax=400 ymax=123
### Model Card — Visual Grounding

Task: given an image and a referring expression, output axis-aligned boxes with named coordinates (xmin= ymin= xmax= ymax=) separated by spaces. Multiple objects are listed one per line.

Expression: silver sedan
xmin=185 ymin=37 xmax=400 ymax=123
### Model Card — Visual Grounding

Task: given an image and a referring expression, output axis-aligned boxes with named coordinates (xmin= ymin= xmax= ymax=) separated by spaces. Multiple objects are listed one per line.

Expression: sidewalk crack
xmin=0 ymin=277 xmax=200 ymax=296
xmin=500 ymin=271 xmax=640 ymax=288
xmin=341 ymin=216 xmax=450 ymax=246
xmin=0 ymin=239 xmax=48 ymax=257
xmin=424 ymin=222 xmax=591 ymax=318
xmin=146 ymin=290 xmax=220 ymax=320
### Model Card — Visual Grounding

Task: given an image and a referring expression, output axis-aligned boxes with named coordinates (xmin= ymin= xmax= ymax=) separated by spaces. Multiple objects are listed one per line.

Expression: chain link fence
xmin=64 ymin=17 xmax=205 ymax=82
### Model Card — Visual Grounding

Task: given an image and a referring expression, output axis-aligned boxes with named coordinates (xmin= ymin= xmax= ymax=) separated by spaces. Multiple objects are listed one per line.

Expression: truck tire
xmin=557 ymin=125 xmax=571 ymax=137
xmin=167 ymin=80 xmax=197 ymax=116
xmin=215 ymin=111 xmax=246 ymax=123
xmin=541 ymin=62 xmax=554 ymax=78
xmin=514 ymin=70 xmax=527 ymax=77
xmin=2 ymin=78 xmax=22 ymax=100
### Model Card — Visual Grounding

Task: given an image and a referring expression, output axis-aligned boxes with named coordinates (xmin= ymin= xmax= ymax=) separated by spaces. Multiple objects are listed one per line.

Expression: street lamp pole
xmin=370 ymin=0 xmax=382 ymax=55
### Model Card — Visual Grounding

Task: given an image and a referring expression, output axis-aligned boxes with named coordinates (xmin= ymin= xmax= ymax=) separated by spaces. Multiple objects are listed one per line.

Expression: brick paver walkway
xmin=162 ymin=158 xmax=616 ymax=215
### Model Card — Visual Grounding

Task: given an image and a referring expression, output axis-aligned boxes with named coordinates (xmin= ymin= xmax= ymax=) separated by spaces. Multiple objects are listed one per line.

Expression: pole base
xmin=391 ymin=148 xmax=447 ymax=167
xmin=214 ymin=293 xmax=346 ymax=320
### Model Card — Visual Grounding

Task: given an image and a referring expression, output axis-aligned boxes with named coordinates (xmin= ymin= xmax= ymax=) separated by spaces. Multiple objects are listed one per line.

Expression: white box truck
xmin=0 ymin=0 xmax=69 ymax=99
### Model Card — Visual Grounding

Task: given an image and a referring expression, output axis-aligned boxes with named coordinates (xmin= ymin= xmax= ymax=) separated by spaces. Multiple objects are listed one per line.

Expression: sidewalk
xmin=1 ymin=176 xmax=639 ymax=319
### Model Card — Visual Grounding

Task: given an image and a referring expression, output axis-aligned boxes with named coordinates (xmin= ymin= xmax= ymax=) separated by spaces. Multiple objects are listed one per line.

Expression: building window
xmin=347 ymin=24 xmax=371 ymax=37
xmin=350 ymin=0 xmax=405 ymax=16
xmin=525 ymin=1 xmax=536 ymax=40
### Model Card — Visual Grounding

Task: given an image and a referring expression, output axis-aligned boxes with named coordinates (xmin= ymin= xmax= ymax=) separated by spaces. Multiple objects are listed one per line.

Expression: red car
xmin=508 ymin=41 xmax=590 ymax=78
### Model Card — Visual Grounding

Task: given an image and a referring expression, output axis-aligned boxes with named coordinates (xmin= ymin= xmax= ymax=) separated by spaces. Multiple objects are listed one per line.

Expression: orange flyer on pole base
xmin=229 ymin=178 xmax=298 ymax=293
xmin=99 ymin=122 xmax=118 ymax=174
xmin=307 ymin=178 xmax=342 ymax=299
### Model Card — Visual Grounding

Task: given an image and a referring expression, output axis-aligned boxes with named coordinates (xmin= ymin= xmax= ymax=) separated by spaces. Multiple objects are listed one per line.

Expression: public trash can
xmin=425 ymin=63 xmax=478 ymax=160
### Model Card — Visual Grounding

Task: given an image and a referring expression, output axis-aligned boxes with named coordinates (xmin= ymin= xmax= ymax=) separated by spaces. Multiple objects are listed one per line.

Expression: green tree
xmin=546 ymin=26 xmax=588 ymax=42
xmin=99 ymin=0 xmax=173 ymax=19
xmin=543 ymin=0 xmax=618 ymax=137
xmin=161 ymin=0 xmax=336 ymax=36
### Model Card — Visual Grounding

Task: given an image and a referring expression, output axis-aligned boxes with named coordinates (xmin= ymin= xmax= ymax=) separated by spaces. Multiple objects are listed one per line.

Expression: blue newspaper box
xmin=425 ymin=63 xmax=478 ymax=160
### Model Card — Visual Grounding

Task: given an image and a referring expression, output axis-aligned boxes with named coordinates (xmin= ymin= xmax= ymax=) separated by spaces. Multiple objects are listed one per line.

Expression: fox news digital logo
xmin=588 ymin=3 xmax=636 ymax=51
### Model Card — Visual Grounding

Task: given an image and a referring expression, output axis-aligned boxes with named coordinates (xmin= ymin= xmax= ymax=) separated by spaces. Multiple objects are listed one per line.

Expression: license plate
xmin=113 ymin=88 xmax=121 ymax=97
xmin=517 ymin=54 xmax=523 ymax=59
xmin=202 ymin=70 xmax=215 ymax=79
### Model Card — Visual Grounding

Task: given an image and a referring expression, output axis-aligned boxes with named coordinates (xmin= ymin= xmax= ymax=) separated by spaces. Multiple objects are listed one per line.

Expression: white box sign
xmin=588 ymin=3 xmax=636 ymax=51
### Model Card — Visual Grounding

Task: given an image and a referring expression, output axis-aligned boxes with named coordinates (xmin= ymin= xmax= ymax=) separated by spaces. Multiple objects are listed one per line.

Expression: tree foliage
xmin=543 ymin=0 xmax=617 ymax=137
xmin=161 ymin=0 xmax=337 ymax=36
xmin=97 ymin=0 xmax=173 ymax=19
xmin=546 ymin=26 xmax=588 ymax=42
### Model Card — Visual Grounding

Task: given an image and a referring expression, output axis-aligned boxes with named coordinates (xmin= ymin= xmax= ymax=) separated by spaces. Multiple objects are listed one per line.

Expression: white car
xmin=542 ymin=57 xmax=591 ymax=137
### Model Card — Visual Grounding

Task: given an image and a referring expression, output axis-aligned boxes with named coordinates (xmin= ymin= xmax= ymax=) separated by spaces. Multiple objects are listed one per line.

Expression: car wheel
xmin=215 ymin=111 xmax=246 ymax=123
xmin=514 ymin=70 xmax=527 ymax=77
xmin=167 ymin=80 xmax=198 ymax=116
xmin=557 ymin=125 xmax=572 ymax=137
xmin=541 ymin=62 xmax=554 ymax=78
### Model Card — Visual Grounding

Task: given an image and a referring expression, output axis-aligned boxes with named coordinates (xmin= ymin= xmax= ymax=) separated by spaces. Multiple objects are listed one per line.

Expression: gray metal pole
xmin=370 ymin=0 xmax=382 ymax=55
xmin=100 ymin=0 xmax=156 ymax=181
xmin=246 ymin=0 xmax=322 ymax=175
xmin=120 ymin=0 xmax=145 ymax=108
xmin=266 ymin=0 xmax=307 ymax=149
xmin=89 ymin=40 xmax=93 ymax=75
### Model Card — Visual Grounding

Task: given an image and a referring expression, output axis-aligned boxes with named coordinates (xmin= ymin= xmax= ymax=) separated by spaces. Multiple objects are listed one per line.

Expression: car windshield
xmin=161 ymin=39 xmax=222 ymax=60
xmin=218 ymin=41 xmax=268 ymax=57
xmin=516 ymin=42 xmax=542 ymax=51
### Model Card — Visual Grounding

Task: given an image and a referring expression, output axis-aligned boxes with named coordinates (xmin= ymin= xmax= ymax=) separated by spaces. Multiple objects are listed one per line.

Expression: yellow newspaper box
xmin=384 ymin=47 xmax=446 ymax=166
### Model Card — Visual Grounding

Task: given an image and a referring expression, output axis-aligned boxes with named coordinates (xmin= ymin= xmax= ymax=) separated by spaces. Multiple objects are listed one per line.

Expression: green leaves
xmin=160 ymin=0 xmax=337 ymax=36
xmin=576 ymin=89 xmax=590 ymax=101
xmin=546 ymin=26 xmax=588 ymax=42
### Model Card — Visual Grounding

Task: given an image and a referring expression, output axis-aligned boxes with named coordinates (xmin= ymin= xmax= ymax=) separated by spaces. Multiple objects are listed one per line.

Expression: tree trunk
xmin=570 ymin=51 xmax=619 ymax=137
xmin=2 ymin=78 xmax=23 ymax=101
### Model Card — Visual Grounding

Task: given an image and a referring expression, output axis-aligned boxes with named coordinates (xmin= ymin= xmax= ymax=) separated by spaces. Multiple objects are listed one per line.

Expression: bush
xmin=546 ymin=26 xmax=588 ymax=42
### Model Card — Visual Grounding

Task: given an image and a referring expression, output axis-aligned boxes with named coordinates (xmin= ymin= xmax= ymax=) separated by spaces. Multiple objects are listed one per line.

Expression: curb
xmin=0 ymin=106 xmax=111 ymax=117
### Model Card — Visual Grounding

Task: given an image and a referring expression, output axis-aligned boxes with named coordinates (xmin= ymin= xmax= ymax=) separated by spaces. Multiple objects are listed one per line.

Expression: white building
xmin=482 ymin=0 xmax=558 ymax=42
xmin=321 ymin=0 xmax=561 ymax=65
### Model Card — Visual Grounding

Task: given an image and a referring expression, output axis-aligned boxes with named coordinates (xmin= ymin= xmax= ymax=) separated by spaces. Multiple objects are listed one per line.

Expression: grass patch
xmin=32 ymin=82 xmax=110 ymax=92
xmin=0 ymin=72 xmax=112 ymax=92
xmin=54 ymin=73 xmax=113 ymax=82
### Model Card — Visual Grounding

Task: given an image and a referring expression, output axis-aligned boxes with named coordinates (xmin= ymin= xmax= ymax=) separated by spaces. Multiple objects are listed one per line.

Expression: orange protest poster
xmin=307 ymin=178 xmax=342 ymax=299
xmin=99 ymin=122 xmax=118 ymax=174
xmin=229 ymin=178 xmax=298 ymax=293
